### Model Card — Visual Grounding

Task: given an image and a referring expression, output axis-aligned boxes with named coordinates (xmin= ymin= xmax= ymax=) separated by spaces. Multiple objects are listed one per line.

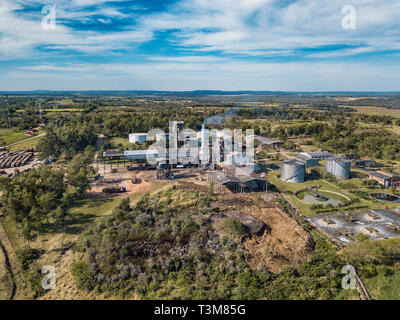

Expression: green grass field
xmin=0 ymin=129 xmax=27 ymax=146
xmin=342 ymin=238 xmax=400 ymax=300
xmin=8 ymin=135 xmax=43 ymax=151
xmin=110 ymin=137 xmax=134 ymax=150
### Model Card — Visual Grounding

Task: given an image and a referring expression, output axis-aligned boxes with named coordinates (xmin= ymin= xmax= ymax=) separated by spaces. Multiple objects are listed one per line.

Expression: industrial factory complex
xmin=100 ymin=121 xmax=400 ymax=246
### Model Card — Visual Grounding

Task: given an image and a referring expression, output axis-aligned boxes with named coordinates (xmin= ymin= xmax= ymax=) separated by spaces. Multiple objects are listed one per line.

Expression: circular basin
xmin=296 ymin=190 xmax=348 ymax=206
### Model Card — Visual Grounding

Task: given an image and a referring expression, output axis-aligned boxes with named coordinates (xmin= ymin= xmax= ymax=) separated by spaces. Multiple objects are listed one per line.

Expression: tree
xmin=37 ymin=123 xmax=97 ymax=159
xmin=0 ymin=166 xmax=66 ymax=242
xmin=67 ymin=146 xmax=96 ymax=199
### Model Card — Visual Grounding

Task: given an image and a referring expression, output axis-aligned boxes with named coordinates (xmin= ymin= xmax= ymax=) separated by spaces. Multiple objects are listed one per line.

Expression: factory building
xmin=294 ymin=154 xmax=319 ymax=167
xmin=251 ymin=135 xmax=283 ymax=149
xmin=300 ymin=151 xmax=332 ymax=161
xmin=281 ymin=159 xmax=306 ymax=183
xmin=367 ymin=170 xmax=400 ymax=189
xmin=129 ymin=133 xmax=148 ymax=144
xmin=326 ymin=158 xmax=352 ymax=180
xmin=208 ymin=164 xmax=267 ymax=193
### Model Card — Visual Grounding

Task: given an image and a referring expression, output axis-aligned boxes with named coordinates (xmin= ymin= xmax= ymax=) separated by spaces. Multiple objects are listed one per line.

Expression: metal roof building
xmin=251 ymin=135 xmax=283 ymax=149
xmin=300 ymin=151 xmax=333 ymax=160
xmin=367 ymin=170 xmax=400 ymax=189
xmin=208 ymin=164 xmax=268 ymax=193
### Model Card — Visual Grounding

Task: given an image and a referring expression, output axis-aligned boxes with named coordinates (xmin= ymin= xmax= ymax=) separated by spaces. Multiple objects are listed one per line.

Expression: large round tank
xmin=326 ymin=158 xmax=351 ymax=180
xmin=281 ymin=159 xmax=306 ymax=183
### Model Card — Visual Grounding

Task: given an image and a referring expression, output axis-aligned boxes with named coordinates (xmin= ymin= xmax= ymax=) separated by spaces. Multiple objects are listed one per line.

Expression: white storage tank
xmin=281 ymin=159 xmax=306 ymax=183
xmin=326 ymin=158 xmax=351 ymax=180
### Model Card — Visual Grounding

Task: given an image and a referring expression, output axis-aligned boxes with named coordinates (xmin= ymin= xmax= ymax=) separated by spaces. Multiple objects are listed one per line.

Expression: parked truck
xmin=102 ymin=186 xmax=127 ymax=194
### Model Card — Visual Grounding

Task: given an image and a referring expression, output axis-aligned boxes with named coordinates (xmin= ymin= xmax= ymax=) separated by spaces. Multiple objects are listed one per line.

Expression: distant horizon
xmin=1 ymin=90 xmax=400 ymax=96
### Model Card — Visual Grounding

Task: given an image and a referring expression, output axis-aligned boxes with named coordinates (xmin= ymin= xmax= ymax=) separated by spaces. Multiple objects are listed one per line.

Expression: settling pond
xmin=370 ymin=193 xmax=400 ymax=203
xmin=296 ymin=190 xmax=348 ymax=206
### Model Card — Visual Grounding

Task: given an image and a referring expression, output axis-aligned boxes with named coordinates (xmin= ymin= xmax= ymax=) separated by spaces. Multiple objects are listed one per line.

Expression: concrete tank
xmin=281 ymin=159 xmax=306 ymax=183
xmin=326 ymin=158 xmax=351 ymax=180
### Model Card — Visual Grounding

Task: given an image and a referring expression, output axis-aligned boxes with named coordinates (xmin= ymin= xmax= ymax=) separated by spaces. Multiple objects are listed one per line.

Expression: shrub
xmin=220 ymin=218 xmax=246 ymax=237
xmin=71 ymin=261 xmax=94 ymax=291
xmin=355 ymin=233 xmax=370 ymax=242
xmin=26 ymin=269 xmax=45 ymax=299
xmin=181 ymin=220 xmax=197 ymax=235
xmin=16 ymin=246 xmax=41 ymax=270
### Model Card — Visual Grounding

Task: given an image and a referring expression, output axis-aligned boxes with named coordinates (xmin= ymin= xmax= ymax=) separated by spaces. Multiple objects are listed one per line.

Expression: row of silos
xmin=281 ymin=157 xmax=351 ymax=183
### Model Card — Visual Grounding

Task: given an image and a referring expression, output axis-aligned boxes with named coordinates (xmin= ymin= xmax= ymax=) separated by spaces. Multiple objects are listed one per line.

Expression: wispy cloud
xmin=1 ymin=0 xmax=400 ymax=90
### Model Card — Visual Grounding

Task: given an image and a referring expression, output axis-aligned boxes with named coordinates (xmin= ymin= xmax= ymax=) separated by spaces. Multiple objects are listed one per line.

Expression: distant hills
xmin=1 ymin=90 xmax=400 ymax=96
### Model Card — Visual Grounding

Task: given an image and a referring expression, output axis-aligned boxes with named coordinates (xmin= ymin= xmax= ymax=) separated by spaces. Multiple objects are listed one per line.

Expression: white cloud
xmin=4 ymin=59 xmax=400 ymax=91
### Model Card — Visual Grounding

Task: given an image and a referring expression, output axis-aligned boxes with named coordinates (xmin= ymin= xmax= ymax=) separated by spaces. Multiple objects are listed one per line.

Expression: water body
xmin=297 ymin=190 xmax=345 ymax=206
xmin=370 ymin=193 xmax=400 ymax=203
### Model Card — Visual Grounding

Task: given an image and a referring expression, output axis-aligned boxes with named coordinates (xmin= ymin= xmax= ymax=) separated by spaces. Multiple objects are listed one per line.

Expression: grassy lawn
xmin=8 ymin=135 xmax=43 ymax=151
xmin=110 ymin=137 xmax=134 ymax=150
xmin=0 ymin=129 xmax=27 ymax=146
xmin=364 ymin=270 xmax=400 ymax=300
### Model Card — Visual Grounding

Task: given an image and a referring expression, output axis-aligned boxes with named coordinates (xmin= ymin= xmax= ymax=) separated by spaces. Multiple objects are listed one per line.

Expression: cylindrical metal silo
xmin=326 ymin=158 xmax=351 ymax=180
xmin=281 ymin=159 xmax=306 ymax=183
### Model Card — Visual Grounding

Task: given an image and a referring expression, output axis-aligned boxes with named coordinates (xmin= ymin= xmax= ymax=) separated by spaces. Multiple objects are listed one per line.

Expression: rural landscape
xmin=2 ymin=0 xmax=400 ymax=308
xmin=0 ymin=92 xmax=399 ymax=300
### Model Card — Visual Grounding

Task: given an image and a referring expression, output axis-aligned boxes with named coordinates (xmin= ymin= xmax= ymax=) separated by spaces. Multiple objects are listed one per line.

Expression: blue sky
xmin=1 ymin=0 xmax=400 ymax=91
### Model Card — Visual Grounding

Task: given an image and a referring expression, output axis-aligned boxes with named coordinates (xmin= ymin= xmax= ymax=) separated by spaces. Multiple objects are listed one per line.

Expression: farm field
xmin=341 ymin=106 xmax=400 ymax=118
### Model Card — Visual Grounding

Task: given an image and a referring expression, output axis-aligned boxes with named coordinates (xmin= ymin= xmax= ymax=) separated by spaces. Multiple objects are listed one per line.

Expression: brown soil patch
xmin=88 ymin=172 xmax=152 ymax=197
xmin=215 ymin=194 xmax=314 ymax=273
xmin=176 ymin=181 xmax=209 ymax=193
xmin=242 ymin=203 xmax=314 ymax=273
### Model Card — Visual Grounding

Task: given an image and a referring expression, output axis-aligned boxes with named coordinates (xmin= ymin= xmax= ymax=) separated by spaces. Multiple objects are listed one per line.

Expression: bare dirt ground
xmin=217 ymin=193 xmax=314 ymax=273
xmin=88 ymin=171 xmax=153 ymax=197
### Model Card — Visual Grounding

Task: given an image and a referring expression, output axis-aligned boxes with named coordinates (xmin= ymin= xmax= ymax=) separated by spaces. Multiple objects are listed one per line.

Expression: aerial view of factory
xmin=112 ymin=122 xmax=400 ymax=247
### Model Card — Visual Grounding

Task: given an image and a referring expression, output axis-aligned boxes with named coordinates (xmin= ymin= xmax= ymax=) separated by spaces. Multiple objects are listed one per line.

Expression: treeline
xmin=37 ymin=122 xmax=97 ymax=159
xmin=271 ymin=121 xmax=400 ymax=161
xmin=0 ymin=147 xmax=95 ymax=242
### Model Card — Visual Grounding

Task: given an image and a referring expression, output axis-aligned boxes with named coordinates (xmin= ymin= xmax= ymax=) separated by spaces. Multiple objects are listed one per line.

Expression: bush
xmin=16 ymin=246 xmax=41 ymax=270
xmin=220 ymin=218 xmax=246 ymax=237
xmin=355 ymin=233 xmax=370 ymax=242
xmin=181 ymin=220 xmax=197 ymax=235
xmin=26 ymin=269 xmax=45 ymax=299
xmin=71 ymin=261 xmax=94 ymax=291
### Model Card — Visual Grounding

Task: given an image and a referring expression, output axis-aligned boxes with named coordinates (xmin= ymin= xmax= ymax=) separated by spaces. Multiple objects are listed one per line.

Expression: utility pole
xmin=5 ymin=95 xmax=11 ymax=128
xmin=38 ymin=100 xmax=44 ymax=126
